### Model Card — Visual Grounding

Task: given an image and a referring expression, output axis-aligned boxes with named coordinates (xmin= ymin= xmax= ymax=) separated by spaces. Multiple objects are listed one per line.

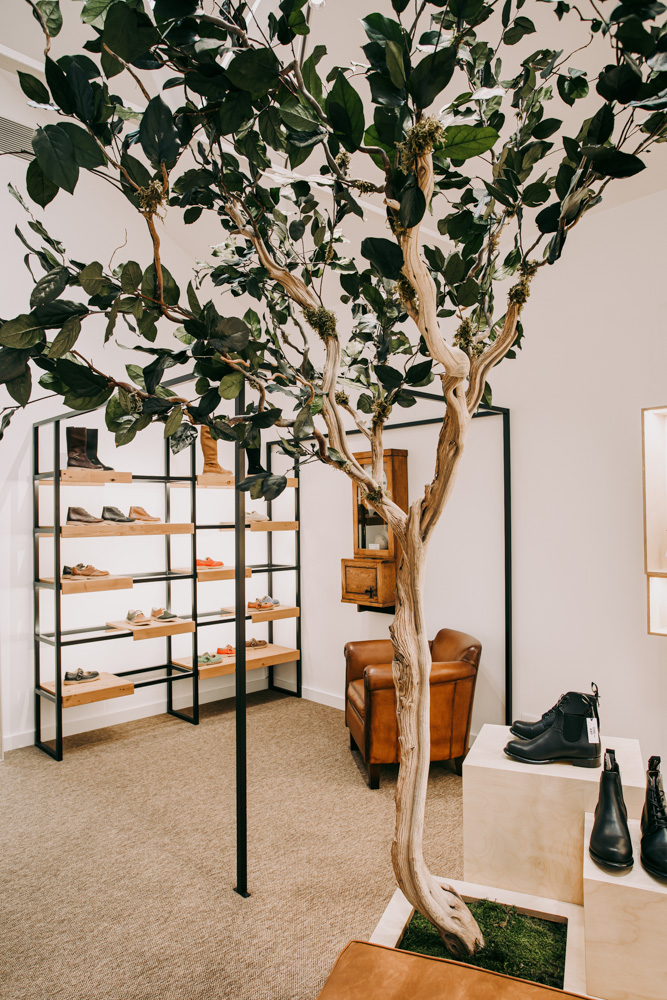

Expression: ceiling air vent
xmin=0 ymin=117 xmax=34 ymax=160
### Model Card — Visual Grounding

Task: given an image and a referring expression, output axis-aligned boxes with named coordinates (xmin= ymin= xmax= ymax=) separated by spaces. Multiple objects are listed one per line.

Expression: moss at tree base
xmin=399 ymin=899 xmax=567 ymax=989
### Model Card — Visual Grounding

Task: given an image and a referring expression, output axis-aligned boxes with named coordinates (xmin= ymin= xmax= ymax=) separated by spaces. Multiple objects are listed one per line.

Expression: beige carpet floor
xmin=0 ymin=692 xmax=464 ymax=1000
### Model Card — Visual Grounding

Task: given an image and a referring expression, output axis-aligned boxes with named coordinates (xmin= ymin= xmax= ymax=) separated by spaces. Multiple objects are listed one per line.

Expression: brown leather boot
xmin=200 ymin=426 xmax=232 ymax=475
xmin=66 ymin=427 xmax=96 ymax=469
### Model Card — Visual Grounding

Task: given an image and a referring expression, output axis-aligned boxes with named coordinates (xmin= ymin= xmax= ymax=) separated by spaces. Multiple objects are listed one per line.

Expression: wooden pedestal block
xmin=584 ymin=814 xmax=667 ymax=1000
xmin=463 ymin=724 xmax=644 ymax=905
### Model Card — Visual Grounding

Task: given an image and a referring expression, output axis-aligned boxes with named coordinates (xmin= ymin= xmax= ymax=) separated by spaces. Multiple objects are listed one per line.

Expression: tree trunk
xmin=389 ymin=502 xmax=484 ymax=956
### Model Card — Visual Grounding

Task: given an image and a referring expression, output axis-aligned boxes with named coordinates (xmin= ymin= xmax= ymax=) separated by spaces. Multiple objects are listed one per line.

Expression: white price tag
xmin=587 ymin=718 xmax=599 ymax=743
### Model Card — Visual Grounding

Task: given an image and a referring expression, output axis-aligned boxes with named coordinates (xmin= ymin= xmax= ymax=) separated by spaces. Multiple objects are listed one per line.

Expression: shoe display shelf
xmin=641 ymin=405 xmax=667 ymax=636
xmin=32 ymin=394 xmax=303 ymax=759
xmin=463 ymin=724 xmax=645 ymax=906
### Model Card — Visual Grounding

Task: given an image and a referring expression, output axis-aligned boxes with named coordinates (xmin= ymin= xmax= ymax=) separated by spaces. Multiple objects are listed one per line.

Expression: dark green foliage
xmin=400 ymin=901 xmax=567 ymax=989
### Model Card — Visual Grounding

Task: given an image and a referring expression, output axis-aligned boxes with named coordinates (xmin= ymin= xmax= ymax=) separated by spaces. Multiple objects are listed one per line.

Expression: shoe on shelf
xmin=197 ymin=556 xmax=224 ymax=567
xmin=84 ymin=428 xmax=113 ymax=471
xmin=510 ymin=684 xmax=600 ymax=740
xmin=200 ymin=426 xmax=232 ymax=475
xmin=102 ymin=506 xmax=135 ymax=523
xmin=70 ymin=564 xmax=109 ymax=578
xmin=151 ymin=608 xmax=178 ymax=621
xmin=246 ymin=510 xmax=270 ymax=522
xmin=246 ymin=445 xmax=266 ymax=476
xmin=248 ymin=599 xmax=274 ymax=610
xmin=125 ymin=610 xmax=151 ymax=627
xmin=198 ymin=652 xmax=222 ymax=665
xmin=504 ymin=683 xmax=601 ymax=767
xmin=67 ymin=506 xmax=104 ymax=524
xmin=66 ymin=427 xmax=97 ymax=470
xmin=260 ymin=595 xmax=280 ymax=605
xmin=641 ymin=756 xmax=667 ymax=879
xmin=129 ymin=506 xmax=160 ymax=522
xmin=589 ymin=748 xmax=634 ymax=870
xmin=64 ymin=669 xmax=100 ymax=684
xmin=246 ymin=638 xmax=268 ymax=648
xmin=217 ymin=645 xmax=235 ymax=656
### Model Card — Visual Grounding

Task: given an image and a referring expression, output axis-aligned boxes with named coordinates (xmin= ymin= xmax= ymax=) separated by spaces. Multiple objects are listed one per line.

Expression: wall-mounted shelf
xmin=171 ymin=476 xmax=298 ymax=489
xmin=249 ymin=604 xmax=300 ymax=623
xmin=45 ymin=522 xmax=194 ymax=539
xmin=39 ymin=469 xmax=132 ymax=486
xmin=219 ymin=520 xmax=299 ymax=532
xmin=642 ymin=405 xmax=667 ymax=636
xmin=106 ymin=618 xmax=196 ymax=641
xmin=173 ymin=644 xmax=300 ymax=679
xmin=174 ymin=566 xmax=253 ymax=582
xmin=40 ymin=672 xmax=134 ymax=708
xmin=40 ymin=574 xmax=134 ymax=595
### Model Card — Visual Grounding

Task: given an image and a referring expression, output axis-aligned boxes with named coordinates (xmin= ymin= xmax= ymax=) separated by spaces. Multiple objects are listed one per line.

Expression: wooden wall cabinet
xmin=341 ymin=449 xmax=408 ymax=609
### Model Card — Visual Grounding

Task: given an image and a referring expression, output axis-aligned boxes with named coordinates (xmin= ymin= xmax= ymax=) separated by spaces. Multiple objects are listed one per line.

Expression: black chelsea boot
xmin=85 ymin=428 xmax=114 ymax=471
xmin=641 ymin=756 xmax=667 ymax=879
xmin=589 ymin=748 xmax=633 ymax=869
xmin=504 ymin=686 xmax=601 ymax=767
xmin=510 ymin=684 xmax=599 ymax=740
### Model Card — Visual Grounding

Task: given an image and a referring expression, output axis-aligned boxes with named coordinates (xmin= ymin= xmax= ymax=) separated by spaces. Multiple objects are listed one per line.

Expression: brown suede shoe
xmin=67 ymin=506 xmax=104 ymax=523
xmin=71 ymin=564 xmax=109 ymax=577
xmin=129 ymin=506 xmax=161 ymax=522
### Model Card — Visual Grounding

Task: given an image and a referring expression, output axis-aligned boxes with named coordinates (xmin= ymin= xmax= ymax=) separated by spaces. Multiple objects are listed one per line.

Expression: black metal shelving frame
xmin=31 ymin=393 xmax=302 ymax=784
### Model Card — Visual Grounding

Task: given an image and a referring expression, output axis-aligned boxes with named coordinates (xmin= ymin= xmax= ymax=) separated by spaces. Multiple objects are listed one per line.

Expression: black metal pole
xmin=53 ymin=421 xmax=63 ymax=760
xmin=294 ymin=455 xmax=302 ymax=699
xmin=33 ymin=425 xmax=41 ymax=751
xmin=502 ymin=408 xmax=513 ymax=725
xmin=234 ymin=389 xmax=249 ymax=897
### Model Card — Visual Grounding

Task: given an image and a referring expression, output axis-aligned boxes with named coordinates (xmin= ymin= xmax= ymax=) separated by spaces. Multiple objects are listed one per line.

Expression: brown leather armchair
xmin=344 ymin=628 xmax=481 ymax=788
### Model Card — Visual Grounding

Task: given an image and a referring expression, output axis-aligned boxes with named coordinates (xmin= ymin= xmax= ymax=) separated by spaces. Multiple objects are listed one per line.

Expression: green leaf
xmin=293 ymin=405 xmax=314 ymax=440
xmin=385 ymin=41 xmax=406 ymax=89
xmin=302 ymin=44 xmax=326 ymax=104
xmin=102 ymin=2 xmax=159 ymax=63
xmin=218 ymin=371 xmax=245 ymax=399
xmin=581 ymin=146 xmax=646 ymax=178
xmin=6 ymin=366 xmax=32 ymax=407
xmin=326 ymin=70 xmax=365 ymax=152
xmin=187 ymin=281 xmax=202 ymax=317
xmin=48 ymin=315 xmax=81 ymax=358
xmin=558 ymin=72 xmax=589 ymax=106
xmin=409 ymin=46 xmax=457 ymax=110
xmin=226 ymin=48 xmax=281 ymax=96
xmin=154 ymin=0 xmax=199 ymax=22
xmin=32 ymin=125 xmax=79 ymax=194
xmin=450 ymin=0 xmax=485 ymax=20
xmin=399 ymin=183 xmax=426 ymax=228
xmin=374 ymin=364 xmax=403 ymax=390
xmin=442 ymin=124 xmax=499 ymax=160
xmin=360 ymin=237 xmax=404 ymax=279
xmin=139 ymin=97 xmax=180 ymax=168
xmin=586 ymin=104 xmax=615 ymax=145
xmin=444 ymin=252 xmax=466 ymax=285
xmin=67 ymin=61 xmax=95 ymax=123
xmin=453 ymin=276 xmax=480 ymax=307
xmin=217 ymin=93 xmax=253 ymax=135
xmin=259 ymin=107 xmax=287 ymax=151
xmin=79 ymin=261 xmax=106 ymax=295
xmin=278 ymin=100 xmax=320 ymax=132
xmin=532 ymin=117 xmax=562 ymax=140
xmin=30 ymin=266 xmax=69 ymax=308
xmin=32 ymin=301 xmax=87 ymax=327
xmin=141 ymin=264 xmax=180 ymax=306
xmin=217 ymin=317 xmax=251 ymax=351
xmin=405 ymin=360 xmax=433 ymax=385
xmin=503 ymin=15 xmax=536 ymax=44
xmin=164 ymin=405 xmax=183 ymax=438
xmin=121 ymin=261 xmax=142 ymax=293
xmin=615 ymin=17 xmax=656 ymax=56
xmin=58 ymin=122 xmax=106 ymax=168
xmin=0 ymin=348 xmax=30 ymax=385
xmin=597 ymin=64 xmax=642 ymax=104
xmin=0 ymin=315 xmax=45 ymax=349
xmin=81 ymin=0 xmax=116 ymax=25
xmin=45 ymin=56 xmax=74 ymax=114
xmin=361 ymin=13 xmax=404 ymax=44
xmin=18 ymin=72 xmax=50 ymax=104
xmin=35 ymin=1 xmax=62 ymax=37
xmin=522 ymin=182 xmax=550 ymax=206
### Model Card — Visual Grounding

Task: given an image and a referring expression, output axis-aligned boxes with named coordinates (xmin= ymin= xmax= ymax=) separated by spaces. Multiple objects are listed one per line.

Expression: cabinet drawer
xmin=341 ymin=558 xmax=396 ymax=606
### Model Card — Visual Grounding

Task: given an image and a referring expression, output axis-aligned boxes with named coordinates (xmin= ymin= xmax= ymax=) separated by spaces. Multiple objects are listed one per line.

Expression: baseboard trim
xmin=1 ymin=675 xmax=269 ymax=753
xmin=302 ymin=686 xmax=344 ymax=712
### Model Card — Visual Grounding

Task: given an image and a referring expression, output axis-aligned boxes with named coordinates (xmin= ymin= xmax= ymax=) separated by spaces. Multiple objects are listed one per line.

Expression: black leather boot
xmin=504 ymin=686 xmax=601 ymax=767
xmin=589 ymin=748 xmax=633 ymax=869
xmin=511 ymin=684 xmax=599 ymax=740
xmin=66 ymin=427 xmax=96 ymax=469
xmin=85 ymin=428 xmax=113 ymax=471
xmin=641 ymin=756 xmax=667 ymax=879
xmin=246 ymin=445 xmax=266 ymax=476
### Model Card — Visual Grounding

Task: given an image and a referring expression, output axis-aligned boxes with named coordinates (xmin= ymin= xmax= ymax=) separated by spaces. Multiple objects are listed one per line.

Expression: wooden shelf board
xmin=174 ymin=566 xmax=252 ymax=581
xmin=106 ymin=618 xmax=195 ymax=640
xmin=173 ymin=643 xmax=300 ymax=679
xmin=40 ymin=671 xmax=134 ymax=708
xmin=45 ymin=522 xmax=194 ymax=539
xmin=40 ymin=469 xmax=132 ymax=486
xmin=171 ymin=473 xmax=234 ymax=489
xmin=249 ymin=604 xmax=300 ymax=623
xmin=41 ymin=574 xmax=133 ymax=595
xmin=218 ymin=520 xmax=298 ymax=532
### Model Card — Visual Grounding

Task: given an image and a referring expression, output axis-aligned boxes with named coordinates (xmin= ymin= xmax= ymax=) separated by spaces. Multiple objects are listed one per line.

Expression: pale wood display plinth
xmin=584 ymin=813 xmax=667 ymax=1000
xmin=40 ymin=672 xmax=134 ymax=707
xmin=463 ymin=724 xmax=644 ymax=905
xmin=173 ymin=643 xmax=299 ymax=679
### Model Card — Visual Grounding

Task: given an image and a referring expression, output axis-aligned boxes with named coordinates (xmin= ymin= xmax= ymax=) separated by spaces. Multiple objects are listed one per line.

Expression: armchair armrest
xmin=430 ymin=628 xmax=482 ymax=667
xmin=430 ymin=660 xmax=478 ymax=684
xmin=364 ymin=663 xmax=394 ymax=692
xmin=344 ymin=639 xmax=394 ymax=686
